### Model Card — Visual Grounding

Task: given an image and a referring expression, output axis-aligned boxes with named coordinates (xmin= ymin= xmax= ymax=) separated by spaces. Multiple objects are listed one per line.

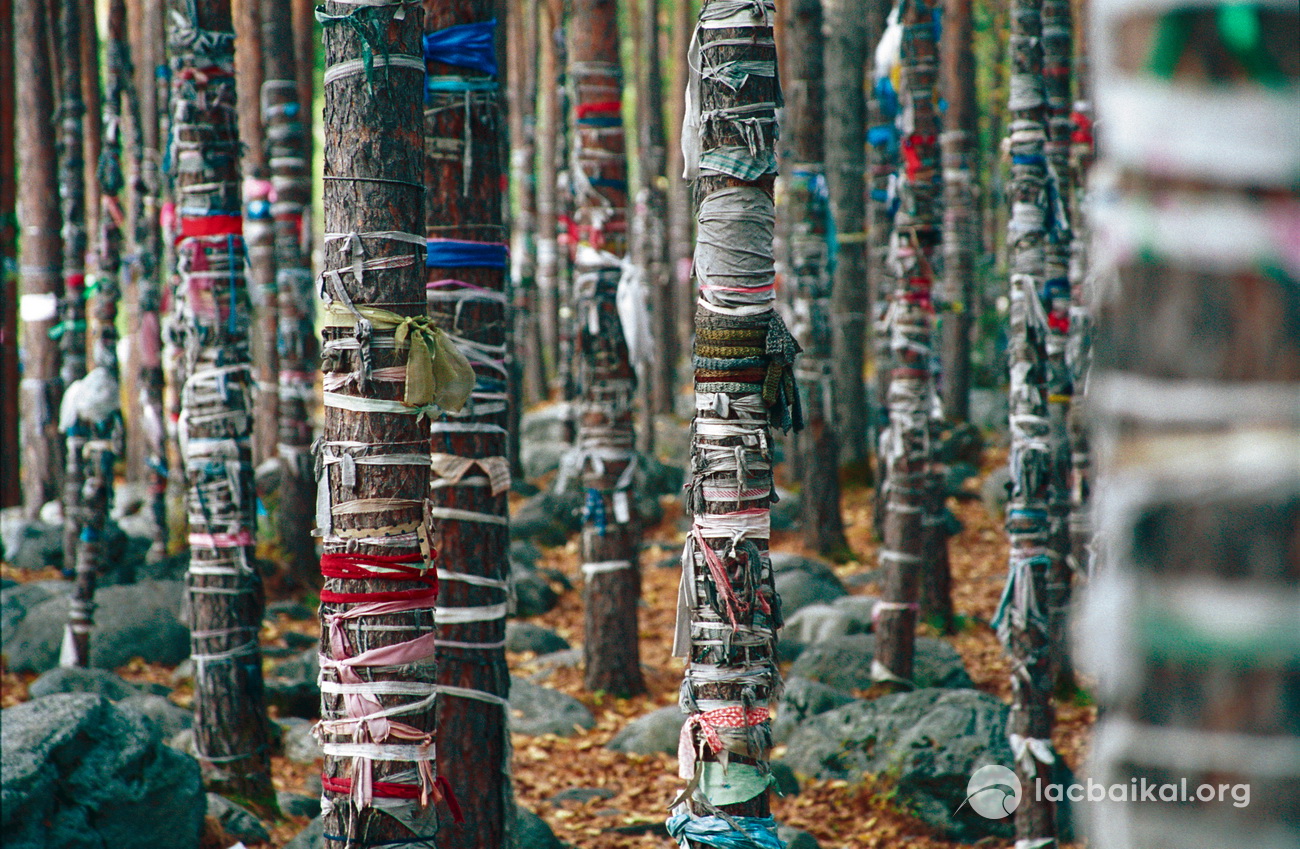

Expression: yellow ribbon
xmin=325 ymin=304 xmax=475 ymax=412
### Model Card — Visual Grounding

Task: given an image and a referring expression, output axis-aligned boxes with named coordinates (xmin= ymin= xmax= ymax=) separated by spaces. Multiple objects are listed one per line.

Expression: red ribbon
xmin=576 ymin=100 xmax=621 ymax=118
xmin=901 ymin=134 xmax=937 ymax=179
xmin=176 ymin=214 xmax=244 ymax=244
xmin=320 ymin=775 xmax=463 ymax=823
xmin=319 ymin=551 xmax=439 ymax=604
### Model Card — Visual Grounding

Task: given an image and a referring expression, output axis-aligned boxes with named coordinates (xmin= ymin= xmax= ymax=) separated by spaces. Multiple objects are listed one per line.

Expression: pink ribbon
xmin=677 ymin=705 xmax=770 ymax=779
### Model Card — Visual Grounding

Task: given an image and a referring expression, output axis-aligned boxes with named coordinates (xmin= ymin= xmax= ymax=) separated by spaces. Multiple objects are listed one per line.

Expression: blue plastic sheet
xmin=665 ymin=812 xmax=786 ymax=849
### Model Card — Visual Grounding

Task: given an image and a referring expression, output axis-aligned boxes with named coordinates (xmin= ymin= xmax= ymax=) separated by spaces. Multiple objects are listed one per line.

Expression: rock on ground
xmin=506 ymin=621 xmax=571 ymax=655
xmin=774 ymin=570 xmax=847 ymax=616
xmin=606 ymin=704 xmax=685 ymax=755
xmin=508 ymin=675 xmax=595 ymax=737
xmin=265 ymin=648 xmax=321 ymax=718
xmin=116 ymin=693 xmax=193 ymax=741
xmin=789 ymin=633 xmax=973 ymax=691
xmin=778 ymin=824 xmax=821 ymax=849
xmin=513 ymin=805 xmax=564 ymax=849
xmin=2 ymin=579 xmax=189 ymax=674
xmin=283 ymin=815 xmax=325 ymax=849
xmin=1 ymin=693 xmax=204 ymax=849
xmin=27 ymin=666 xmax=143 ymax=701
xmin=784 ymin=688 xmax=1013 ymax=841
xmin=275 ymin=717 xmax=323 ymax=764
xmin=778 ymin=595 xmax=878 ymax=661
xmin=206 ymin=793 xmax=270 ymax=844
xmin=772 ymin=676 xmax=856 ymax=744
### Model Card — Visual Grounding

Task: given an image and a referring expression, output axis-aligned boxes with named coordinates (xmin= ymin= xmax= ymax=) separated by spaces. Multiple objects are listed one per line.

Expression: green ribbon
xmin=695 ymin=761 xmax=776 ymax=808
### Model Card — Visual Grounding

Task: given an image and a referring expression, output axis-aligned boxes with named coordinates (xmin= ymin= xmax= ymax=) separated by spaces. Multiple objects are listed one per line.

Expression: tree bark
xmin=994 ymin=0 xmax=1057 ymax=842
xmin=784 ymin=0 xmax=847 ymax=557
xmin=566 ymin=0 xmax=646 ymax=699
xmin=316 ymin=2 xmax=454 ymax=844
xmin=0 ymin=0 xmax=18 ymax=512
xmin=825 ymin=0 xmax=870 ymax=473
xmin=671 ymin=0 xmax=790 ymax=840
xmin=422 ymin=2 xmax=513 ymax=845
xmin=508 ymin=0 xmax=543 ymax=408
xmin=1079 ymin=5 xmax=1300 ymax=847
xmin=167 ymin=0 xmax=274 ymax=808
xmin=15 ymin=0 xmax=64 ymax=521
xmin=873 ymin=0 xmax=945 ymax=688
xmin=262 ymin=0 xmax=318 ymax=592
xmin=666 ymin=0 xmax=693 ymax=353
xmin=534 ymin=0 xmax=562 ymax=388
xmin=58 ymin=0 xmax=90 ymax=569
xmin=939 ymin=0 xmax=976 ymax=423
xmin=81 ymin=0 xmax=102 ymax=256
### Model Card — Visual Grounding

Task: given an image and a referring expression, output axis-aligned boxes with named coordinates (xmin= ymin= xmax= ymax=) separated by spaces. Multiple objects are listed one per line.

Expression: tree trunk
xmin=534 ymin=0 xmax=562 ymax=388
xmin=784 ymin=0 xmax=847 ymax=557
xmin=61 ymin=0 xmax=134 ymax=669
xmin=15 ymin=0 xmax=64 ymax=521
xmin=632 ymin=0 xmax=675 ymax=429
xmin=292 ymin=0 xmax=314 ymax=159
xmin=666 ymin=0 xmax=693 ymax=354
xmin=993 ymin=0 xmax=1057 ymax=842
xmin=421 ymin=2 xmax=513 ymax=845
xmin=1079 ymin=4 xmax=1300 ymax=847
xmin=825 ymin=0 xmax=870 ymax=474
xmin=939 ymin=0 xmax=976 ymax=423
xmin=508 ymin=0 xmax=544 ymax=409
xmin=0 ymin=0 xmax=18 ymax=512
xmin=866 ymin=0 xmax=895 ymax=523
xmin=670 ymin=0 xmax=791 ymax=841
xmin=81 ymin=0 xmax=102 ymax=257
xmin=167 ymin=0 xmax=274 ymax=808
xmin=262 ymin=0 xmax=318 ymax=592
xmin=234 ymin=0 xmax=280 ymax=468
xmin=566 ymin=0 xmax=646 ymax=699
xmin=873 ymin=0 xmax=944 ymax=688
xmin=316 ymin=2 xmax=456 ymax=843
xmin=58 ymin=0 xmax=89 ymax=570
xmin=1065 ymin=0 xmax=1091 ymax=584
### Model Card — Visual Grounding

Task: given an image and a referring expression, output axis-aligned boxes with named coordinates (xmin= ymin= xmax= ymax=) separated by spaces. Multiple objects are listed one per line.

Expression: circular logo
xmin=961 ymin=765 xmax=1022 ymax=819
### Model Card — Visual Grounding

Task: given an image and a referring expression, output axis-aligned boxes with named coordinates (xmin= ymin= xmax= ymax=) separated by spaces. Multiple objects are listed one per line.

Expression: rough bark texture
xmin=58 ymin=0 xmax=89 ymax=567
xmin=16 ymin=0 xmax=64 ymax=521
xmin=316 ymin=3 xmax=449 ymax=845
xmin=939 ymin=0 xmax=976 ymax=423
xmin=784 ymin=0 xmax=847 ymax=557
xmin=262 ymin=0 xmax=318 ymax=591
xmin=1080 ymin=5 xmax=1300 ymax=847
xmin=168 ymin=0 xmax=274 ymax=808
xmin=873 ymin=0 xmax=945 ymax=687
xmin=422 ymin=1 xmax=513 ymax=845
xmin=508 ymin=0 xmax=544 ymax=409
xmin=534 ymin=0 xmax=561 ymax=386
xmin=667 ymin=0 xmax=694 ymax=352
xmin=568 ymin=0 xmax=646 ymax=699
xmin=80 ymin=0 xmax=102 ymax=253
xmin=824 ymin=0 xmax=870 ymax=472
xmin=865 ymin=0 xmax=895 ymax=517
xmin=995 ymin=0 xmax=1057 ymax=842
xmin=671 ymin=1 xmax=790 ymax=841
xmin=0 ymin=0 xmax=18 ymax=511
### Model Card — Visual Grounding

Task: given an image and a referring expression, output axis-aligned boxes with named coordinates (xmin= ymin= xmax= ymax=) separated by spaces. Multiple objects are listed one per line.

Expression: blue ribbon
xmin=426 ymin=239 xmax=508 ymax=269
xmin=423 ymin=20 xmax=498 ymax=77
xmin=665 ymin=812 xmax=786 ymax=849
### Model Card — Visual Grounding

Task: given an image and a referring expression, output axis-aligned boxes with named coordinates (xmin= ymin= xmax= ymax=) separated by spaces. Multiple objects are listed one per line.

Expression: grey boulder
xmin=512 ymin=805 xmax=564 ymax=849
xmin=1 ymin=693 xmax=204 ymax=849
xmin=774 ymin=570 xmax=847 ymax=616
xmin=27 ymin=666 xmax=143 ymax=701
xmin=116 ymin=693 xmax=193 ymax=741
xmin=772 ymin=676 xmax=856 ymax=744
xmin=606 ymin=704 xmax=685 ymax=755
xmin=789 ymin=634 xmax=973 ymax=691
xmin=777 ymin=825 xmax=821 ymax=849
xmin=506 ymin=621 xmax=571 ymax=655
xmin=206 ymin=793 xmax=270 ymax=844
xmin=275 ymin=717 xmax=324 ymax=764
xmin=508 ymin=675 xmax=595 ymax=737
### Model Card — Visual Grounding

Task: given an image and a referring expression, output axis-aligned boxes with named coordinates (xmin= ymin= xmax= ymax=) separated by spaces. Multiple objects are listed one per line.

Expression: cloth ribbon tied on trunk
xmin=678 ymin=705 xmax=770 ymax=779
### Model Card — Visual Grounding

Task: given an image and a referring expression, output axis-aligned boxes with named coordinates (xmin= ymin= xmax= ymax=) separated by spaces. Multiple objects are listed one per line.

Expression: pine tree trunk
xmin=824 ymin=0 xmax=870 ymax=474
xmin=58 ymin=0 xmax=90 ymax=569
xmin=632 ymin=0 xmax=675 ymax=426
xmin=262 ymin=0 xmax=318 ymax=592
xmin=0 ymin=0 xmax=19 ymax=512
xmin=866 ymin=0 xmax=895 ymax=527
xmin=168 ymin=0 xmax=274 ymax=808
xmin=567 ymin=0 xmax=646 ymax=699
xmin=234 ymin=0 xmax=280 ymax=468
xmin=666 ymin=0 xmax=693 ymax=353
xmin=873 ymin=0 xmax=944 ymax=687
xmin=534 ymin=0 xmax=562 ymax=387
xmin=422 ymin=2 xmax=513 ymax=845
xmin=670 ymin=0 xmax=791 ymax=841
xmin=938 ymin=0 xmax=976 ymax=423
xmin=784 ymin=0 xmax=847 ymax=557
xmin=15 ymin=0 xmax=64 ymax=521
xmin=81 ymin=0 xmax=102 ymax=256
xmin=508 ymin=0 xmax=544 ymax=409
xmin=995 ymin=0 xmax=1057 ymax=842
xmin=292 ymin=0 xmax=314 ymax=157
xmin=316 ymin=2 xmax=453 ymax=843
xmin=1080 ymin=5 xmax=1300 ymax=847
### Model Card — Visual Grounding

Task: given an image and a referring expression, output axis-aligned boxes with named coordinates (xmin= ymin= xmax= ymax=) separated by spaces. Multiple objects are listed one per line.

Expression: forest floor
xmin=2 ymin=447 xmax=1096 ymax=849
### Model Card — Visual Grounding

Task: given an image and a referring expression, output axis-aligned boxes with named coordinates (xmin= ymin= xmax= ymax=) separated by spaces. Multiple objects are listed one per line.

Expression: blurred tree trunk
xmin=873 ymin=0 xmax=944 ymax=687
xmin=671 ymin=0 xmax=789 ymax=842
xmin=567 ymin=0 xmax=646 ymax=698
xmin=234 ymin=0 xmax=279 ymax=468
xmin=292 ymin=0 xmax=313 ymax=157
xmin=939 ymin=0 xmax=976 ymax=423
xmin=422 ymin=2 xmax=513 ymax=845
xmin=168 ymin=0 xmax=274 ymax=808
xmin=15 ymin=0 xmax=64 ymax=521
xmin=262 ymin=0 xmax=318 ymax=591
xmin=667 ymin=0 xmax=693 ymax=353
xmin=825 ymin=0 xmax=870 ymax=474
xmin=316 ymin=2 xmax=455 ymax=843
xmin=58 ymin=0 xmax=89 ymax=569
xmin=785 ymin=0 xmax=847 ymax=557
xmin=535 ymin=0 xmax=562 ymax=388
xmin=994 ymin=0 xmax=1057 ymax=842
xmin=1080 ymin=6 xmax=1300 ymax=847
xmin=508 ymin=0 xmax=544 ymax=408
xmin=81 ymin=0 xmax=102 ymax=256
xmin=0 ymin=0 xmax=18 ymax=512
